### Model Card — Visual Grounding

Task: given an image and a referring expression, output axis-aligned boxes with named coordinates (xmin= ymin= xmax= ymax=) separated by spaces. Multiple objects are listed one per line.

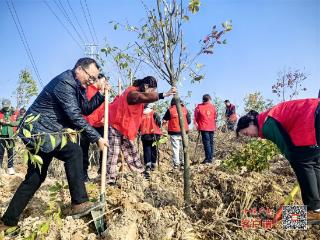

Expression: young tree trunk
xmin=173 ymin=93 xmax=191 ymax=214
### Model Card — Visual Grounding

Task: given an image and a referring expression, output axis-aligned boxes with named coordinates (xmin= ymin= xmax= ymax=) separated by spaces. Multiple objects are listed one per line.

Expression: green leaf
xmin=23 ymin=128 xmax=31 ymax=138
xmin=33 ymin=154 xmax=43 ymax=165
xmin=5 ymin=226 xmax=19 ymax=234
xmin=48 ymin=185 xmax=59 ymax=192
xmin=25 ymin=115 xmax=35 ymax=123
xmin=60 ymin=135 xmax=67 ymax=150
xmin=183 ymin=15 xmax=189 ymax=21
xmin=195 ymin=63 xmax=205 ymax=71
xmin=68 ymin=133 xmax=77 ymax=143
xmin=39 ymin=222 xmax=49 ymax=234
xmin=23 ymin=150 xmax=29 ymax=164
xmin=5 ymin=140 xmax=14 ymax=149
xmin=188 ymin=0 xmax=201 ymax=14
xmin=35 ymin=140 xmax=41 ymax=154
xmin=49 ymin=135 xmax=56 ymax=149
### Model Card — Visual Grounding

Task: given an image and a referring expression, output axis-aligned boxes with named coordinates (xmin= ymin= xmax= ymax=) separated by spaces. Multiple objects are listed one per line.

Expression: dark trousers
xmin=201 ymin=131 xmax=214 ymax=161
xmin=289 ymin=156 xmax=320 ymax=211
xmin=81 ymin=127 xmax=104 ymax=176
xmin=0 ymin=138 xmax=14 ymax=168
xmin=80 ymin=134 xmax=90 ymax=178
xmin=1 ymin=141 xmax=88 ymax=226
xmin=142 ymin=140 xmax=157 ymax=167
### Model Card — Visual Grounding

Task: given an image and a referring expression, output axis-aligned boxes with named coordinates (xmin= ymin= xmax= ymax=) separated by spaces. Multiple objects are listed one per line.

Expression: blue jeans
xmin=201 ymin=131 xmax=214 ymax=161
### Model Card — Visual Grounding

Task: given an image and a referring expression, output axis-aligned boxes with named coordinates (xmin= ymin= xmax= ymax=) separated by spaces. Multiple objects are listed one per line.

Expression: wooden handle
xmin=100 ymin=88 xmax=109 ymax=194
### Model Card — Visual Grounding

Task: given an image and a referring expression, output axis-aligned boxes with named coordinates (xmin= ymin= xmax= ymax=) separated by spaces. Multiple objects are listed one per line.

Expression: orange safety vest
xmin=109 ymin=86 xmax=144 ymax=140
xmin=258 ymin=98 xmax=320 ymax=146
xmin=194 ymin=102 xmax=217 ymax=131
xmin=168 ymin=105 xmax=189 ymax=132
xmin=140 ymin=110 xmax=162 ymax=135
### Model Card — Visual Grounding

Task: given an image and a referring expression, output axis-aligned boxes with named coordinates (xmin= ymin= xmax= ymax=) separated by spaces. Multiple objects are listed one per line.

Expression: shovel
xmin=90 ymin=87 xmax=109 ymax=235
xmin=273 ymin=182 xmax=300 ymax=224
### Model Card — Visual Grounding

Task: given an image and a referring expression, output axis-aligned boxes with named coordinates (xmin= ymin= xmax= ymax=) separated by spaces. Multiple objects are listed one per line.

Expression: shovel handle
xmin=273 ymin=182 xmax=300 ymax=223
xmin=100 ymin=88 xmax=109 ymax=194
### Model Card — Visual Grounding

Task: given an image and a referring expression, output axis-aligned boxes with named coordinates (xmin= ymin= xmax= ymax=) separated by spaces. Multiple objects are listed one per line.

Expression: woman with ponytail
xmin=107 ymin=76 xmax=176 ymax=184
xmin=236 ymin=98 xmax=320 ymax=223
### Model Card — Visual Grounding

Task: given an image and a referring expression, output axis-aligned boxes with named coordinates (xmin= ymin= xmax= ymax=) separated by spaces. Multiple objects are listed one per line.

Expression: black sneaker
xmin=144 ymin=171 xmax=150 ymax=179
xmin=143 ymin=167 xmax=151 ymax=179
xmin=201 ymin=159 xmax=211 ymax=164
xmin=151 ymin=164 xmax=156 ymax=171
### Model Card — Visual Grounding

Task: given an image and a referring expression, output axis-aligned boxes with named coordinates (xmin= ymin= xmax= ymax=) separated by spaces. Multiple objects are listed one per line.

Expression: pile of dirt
xmin=0 ymin=131 xmax=319 ymax=239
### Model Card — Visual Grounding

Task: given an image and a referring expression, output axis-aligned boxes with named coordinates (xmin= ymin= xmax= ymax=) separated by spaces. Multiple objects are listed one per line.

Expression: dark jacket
xmin=19 ymin=70 xmax=104 ymax=153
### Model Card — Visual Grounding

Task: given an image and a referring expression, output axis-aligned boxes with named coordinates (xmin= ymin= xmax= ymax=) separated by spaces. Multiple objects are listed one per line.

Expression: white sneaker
xmin=7 ymin=167 xmax=16 ymax=175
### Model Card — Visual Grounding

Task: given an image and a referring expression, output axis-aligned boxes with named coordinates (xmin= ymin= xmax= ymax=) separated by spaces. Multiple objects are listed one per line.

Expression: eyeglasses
xmin=81 ymin=67 xmax=98 ymax=82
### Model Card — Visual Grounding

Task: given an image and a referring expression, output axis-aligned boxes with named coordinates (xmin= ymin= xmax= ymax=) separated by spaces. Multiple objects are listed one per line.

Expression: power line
xmin=43 ymin=0 xmax=83 ymax=50
xmin=80 ymin=0 xmax=95 ymax=44
xmin=66 ymin=0 xmax=89 ymax=43
xmin=54 ymin=0 xmax=85 ymax=45
xmin=7 ymin=0 xmax=44 ymax=87
xmin=9 ymin=0 xmax=43 ymax=87
xmin=84 ymin=0 xmax=99 ymax=44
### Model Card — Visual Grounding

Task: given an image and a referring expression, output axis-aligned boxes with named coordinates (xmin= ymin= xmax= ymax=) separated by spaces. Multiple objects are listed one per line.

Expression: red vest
xmin=84 ymin=85 xmax=105 ymax=128
xmin=0 ymin=111 xmax=17 ymax=133
xmin=194 ymin=102 xmax=217 ymax=131
xmin=109 ymin=86 xmax=144 ymax=140
xmin=258 ymin=98 xmax=320 ymax=146
xmin=140 ymin=110 xmax=162 ymax=135
xmin=168 ymin=105 xmax=189 ymax=132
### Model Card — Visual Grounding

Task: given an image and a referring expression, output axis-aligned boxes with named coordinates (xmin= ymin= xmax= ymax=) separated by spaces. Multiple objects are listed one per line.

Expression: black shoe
xmin=144 ymin=166 xmax=151 ymax=177
xmin=151 ymin=164 xmax=156 ymax=171
xmin=107 ymin=182 xmax=117 ymax=186
xmin=143 ymin=170 xmax=150 ymax=179
xmin=201 ymin=159 xmax=211 ymax=164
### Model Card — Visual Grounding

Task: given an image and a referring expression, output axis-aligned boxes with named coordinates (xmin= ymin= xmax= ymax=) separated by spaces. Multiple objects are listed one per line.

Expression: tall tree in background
xmin=211 ymin=94 xmax=225 ymax=128
xmin=110 ymin=0 xmax=232 ymax=212
xmin=244 ymin=91 xmax=273 ymax=113
xmin=272 ymin=68 xmax=307 ymax=102
xmin=15 ymin=69 xmax=38 ymax=109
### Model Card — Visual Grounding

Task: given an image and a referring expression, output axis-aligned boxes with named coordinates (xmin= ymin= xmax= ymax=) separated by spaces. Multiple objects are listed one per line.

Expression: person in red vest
xmin=163 ymin=98 xmax=191 ymax=169
xmin=224 ymin=100 xmax=237 ymax=130
xmin=0 ymin=99 xmax=20 ymax=175
xmin=236 ymin=98 xmax=320 ymax=223
xmin=107 ymin=76 xmax=175 ymax=184
xmin=81 ymin=74 xmax=106 ymax=182
xmin=139 ymin=104 xmax=162 ymax=175
xmin=194 ymin=94 xmax=217 ymax=164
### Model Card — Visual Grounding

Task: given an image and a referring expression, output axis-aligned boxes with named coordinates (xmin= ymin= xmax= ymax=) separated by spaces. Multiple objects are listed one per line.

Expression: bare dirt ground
xmin=0 ymin=131 xmax=319 ymax=239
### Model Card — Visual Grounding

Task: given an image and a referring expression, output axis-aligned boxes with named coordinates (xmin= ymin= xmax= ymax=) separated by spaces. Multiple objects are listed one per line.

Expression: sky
xmin=0 ymin=0 xmax=319 ymax=115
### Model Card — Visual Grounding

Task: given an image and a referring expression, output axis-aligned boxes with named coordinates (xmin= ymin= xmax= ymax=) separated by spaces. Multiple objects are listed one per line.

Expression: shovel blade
xmin=91 ymin=207 xmax=107 ymax=235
